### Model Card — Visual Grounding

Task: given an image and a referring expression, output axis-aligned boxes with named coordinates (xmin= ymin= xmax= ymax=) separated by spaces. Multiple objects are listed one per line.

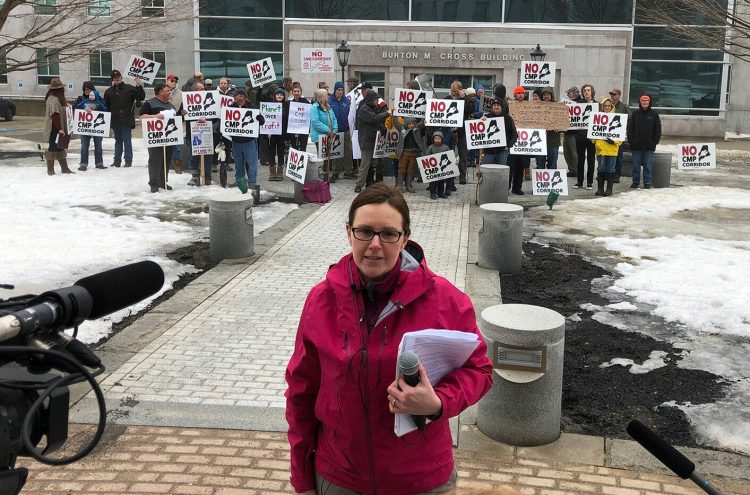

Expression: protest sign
xmin=384 ymin=128 xmax=400 ymax=157
xmin=319 ymin=132 xmax=345 ymax=159
xmin=479 ymin=96 xmax=494 ymax=114
xmin=287 ymin=101 xmax=312 ymax=134
xmin=677 ymin=143 xmax=716 ymax=169
xmin=417 ymin=150 xmax=460 ymax=183
xmin=568 ymin=102 xmax=599 ymax=130
xmin=531 ymin=169 xmax=569 ymax=196
xmin=465 ymin=117 xmax=506 ymax=150
xmin=73 ymin=109 xmax=111 ymax=137
xmin=190 ymin=121 xmax=214 ymax=156
xmin=260 ymin=102 xmax=282 ymax=135
xmin=125 ymin=54 xmax=160 ymax=85
xmin=301 ymin=48 xmax=335 ymax=73
xmin=425 ymin=98 xmax=465 ymax=127
xmin=143 ymin=116 xmax=184 ymax=148
xmin=66 ymin=105 xmax=75 ymax=135
xmin=508 ymin=100 xmax=569 ymax=130
xmin=510 ymin=128 xmax=547 ymax=155
xmin=587 ymin=112 xmax=628 ymax=141
xmin=286 ymin=147 xmax=311 ymax=184
xmin=248 ymin=57 xmax=276 ymax=87
xmin=393 ymin=88 xmax=432 ymax=118
xmin=218 ymin=93 xmax=235 ymax=109
xmin=373 ymin=131 xmax=387 ymax=158
xmin=220 ymin=107 xmax=260 ymax=138
xmin=182 ymin=90 xmax=221 ymax=120
xmin=519 ymin=61 xmax=556 ymax=87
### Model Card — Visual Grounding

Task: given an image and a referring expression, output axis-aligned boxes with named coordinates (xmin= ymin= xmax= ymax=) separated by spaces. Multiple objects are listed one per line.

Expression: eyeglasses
xmin=351 ymin=228 xmax=404 ymax=243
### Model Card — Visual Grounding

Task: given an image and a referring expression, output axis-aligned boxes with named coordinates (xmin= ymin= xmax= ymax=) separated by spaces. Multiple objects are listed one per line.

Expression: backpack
xmin=301 ymin=180 xmax=331 ymax=204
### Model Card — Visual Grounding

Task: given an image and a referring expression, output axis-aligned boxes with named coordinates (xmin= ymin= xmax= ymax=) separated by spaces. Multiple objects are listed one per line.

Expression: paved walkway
xmin=15 ymin=168 xmax=750 ymax=494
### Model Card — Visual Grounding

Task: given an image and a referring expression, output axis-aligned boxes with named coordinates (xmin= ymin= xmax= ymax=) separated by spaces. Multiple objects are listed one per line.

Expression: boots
xmin=276 ymin=164 xmax=284 ymax=181
xmin=595 ymin=172 xmax=605 ymax=196
xmin=173 ymin=159 xmax=183 ymax=174
xmin=268 ymin=162 xmax=275 ymax=180
xmin=604 ymin=173 xmax=614 ymax=197
xmin=406 ymin=173 xmax=415 ymax=193
xmin=396 ymin=172 xmax=406 ymax=192
xmin=45 ymin=151 xmax=55 ymax=175
xmin=58 ymin=151 xmax=74 ymax=174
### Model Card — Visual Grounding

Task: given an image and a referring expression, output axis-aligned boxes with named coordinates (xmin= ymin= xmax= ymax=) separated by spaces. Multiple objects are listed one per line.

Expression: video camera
xmin=0 ymin=261 xmax=165 ymax=495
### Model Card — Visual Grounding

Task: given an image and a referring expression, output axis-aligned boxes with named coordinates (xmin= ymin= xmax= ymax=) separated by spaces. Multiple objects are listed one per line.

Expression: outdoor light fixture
xmin=530 ymin=43 xmax=547 ymax=61
xmin=336 ymin=40 xmax=351 ymax=83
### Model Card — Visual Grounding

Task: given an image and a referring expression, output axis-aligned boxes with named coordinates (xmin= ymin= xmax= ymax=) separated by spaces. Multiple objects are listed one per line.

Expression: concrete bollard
xmin=209 ymin=192 xmax=254 ymax=262
xmin=478 ymin=164 xmax=510 ymax=205
xmin=477 ymin=304 xmax=566 ymax=446
xmin=621 ymin=152 xmax=633 ymax=177
xmin=651 ymin=151 xmax=672 ymax=188
xmin=477 ymin=203 xmax=523 ymax=274
xmin=294 ymin=157 xmax=324 ymax=205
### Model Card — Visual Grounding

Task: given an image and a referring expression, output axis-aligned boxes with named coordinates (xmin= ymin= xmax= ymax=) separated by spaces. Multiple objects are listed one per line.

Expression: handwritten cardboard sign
xmin=508 ymin=100 xmax=569 ymax=130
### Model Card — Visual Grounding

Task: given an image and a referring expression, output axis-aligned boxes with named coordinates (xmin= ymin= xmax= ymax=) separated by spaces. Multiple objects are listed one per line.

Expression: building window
xmin=89 ymin=50 xmax=113 ymax=87
xmin=629 ymin=61 xmax=723 ymax=116
xmin=88 ymin=0 xmax=111 ymax=16
xmin=200 ymin=52 xmax=282 ymax=82
xmin=142 ymin=50 xmax=166 ymax=85
xmin=142 ymin=0 xmax=164 ymax=17
xmin=0 ymin=56 xmax=7 ymax=84
xmin=285 ymin=0 xmax=408 ymax=20
xmin=358 ymin=72 xmax=385 ymax=97
xmin=412 ymin=0 xmax=500 ymax=22
xmin=34 ymin=0 xmax=57 ymax=15
xmin=414 ymin=74 xmax=494 ymax=98
xmin=199 ymin=18 xmax=283 ymax=39
xmin=36 ymin=48 xmax=60 ymax=85
xmin=504 ymin=0 xmax=632 ymax=24
xmin=200 ymin=0 xmax=282 ymax=17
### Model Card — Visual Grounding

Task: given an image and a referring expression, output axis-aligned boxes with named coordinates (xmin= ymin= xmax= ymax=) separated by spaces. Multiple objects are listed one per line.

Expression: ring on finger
xmin=391 ymin=399 xmax=398 ymax=407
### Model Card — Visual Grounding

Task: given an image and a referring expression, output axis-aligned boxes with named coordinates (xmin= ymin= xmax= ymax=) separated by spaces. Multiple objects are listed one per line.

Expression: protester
xmin=475 ymin=84 xmax=485 ymax=98
xmin=186 ymin=82 xmax=211 ymax=187
xmin=42 ymin=77 xmax=74 ymax=175
xmin=138 ymin=82 xmax=178 ymax=193
xmin=104 ymin=69 xmax=145 ymax=168
xmin=229 ymin=89 xmax=265 ymax=194
xmin=610 ymin=88 xmax=630 ymax=183
xmin=447 ymin=80 xmax=468 ymax=185
xmin=204 ymin=79 xmax=213 ymax=90
xmin=165 ymin=74 xmax=184 ymax=174
xmin=592 ymin=97 xmax=621 ymax=197
xmin=317 ymin=81 xmax=329 ymax=92
xmin=507 ymin=86 xmax=530 ymax=195
xmin=282 ymin=76 xmax=293 ymax=99
xmin=465 ymin=87 xmax=482 ymax=168
xmin=268 ymin=88 xmax=287 ymax=181
xmin=563 ymin=86 xmax=580 ymax=178
xmin=218 ymin=77 xmax=234 ymax=97
xmin=626 ymin=93 xmax=662 ymax=189
xmin=538 ymin=86 xmax=561 ymax=169
xmin=426 ymin=130 xmax=451 ymax=200
xmin=574 ymin=83 xmax=597 ymax=189
xmin=217 ymin=77 xmax=235 ymax=167
xmin=257 ymin=83 xmax=276 ymax=177
xmin=283 ymin=83 xmax=311 ymax=159
xmin=492 ymin=83 xmax=509 ymax=115
xmin=286 ymin=183 xmax=493 ymax=495
xmin=481 ymin=99 xmax=517 ymax=165
xmin=354 ymin=90 xmax=390 ymax=193
xmin=393 ymin=117 xmax=424 ymax=193
xmin=75 ymin=81 xmax=108 ymax=171
xmin=181 ymin=71 xmax=203 ymax=92
xmin=329 ymin=81 xmax=354 ymax=178
xmin=346 ymin=76 xmax=359 ymax=92
xmin=310 ymin=88 xmax=339 ymax=181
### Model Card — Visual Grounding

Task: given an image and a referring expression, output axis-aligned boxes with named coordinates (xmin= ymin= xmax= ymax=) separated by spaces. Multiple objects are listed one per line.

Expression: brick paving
xmin=15 ymin=172 xmax=750 ymax=494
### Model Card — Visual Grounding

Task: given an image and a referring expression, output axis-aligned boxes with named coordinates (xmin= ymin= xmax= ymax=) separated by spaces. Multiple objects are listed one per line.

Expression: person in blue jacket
xmin=328 ymin=81 xmax=354 ymax=178
xmin=75 ymin=81 xmax=109 ymax=171
xmin=310 ymin=88 xmax=339 ymax=180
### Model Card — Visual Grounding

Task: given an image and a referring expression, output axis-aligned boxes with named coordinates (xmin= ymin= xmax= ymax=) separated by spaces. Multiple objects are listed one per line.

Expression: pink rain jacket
xmin=286 ymin=241 xmax=493 ymax=494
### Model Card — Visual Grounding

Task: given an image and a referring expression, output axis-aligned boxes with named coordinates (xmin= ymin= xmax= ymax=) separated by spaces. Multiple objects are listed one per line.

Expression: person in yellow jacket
xmin=592 ymin=97 xmax=622 ymax=197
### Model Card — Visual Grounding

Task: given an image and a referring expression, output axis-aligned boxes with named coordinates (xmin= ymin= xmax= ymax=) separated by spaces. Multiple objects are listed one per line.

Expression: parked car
xmin=0 ymin=98 xmax=16 ymax=121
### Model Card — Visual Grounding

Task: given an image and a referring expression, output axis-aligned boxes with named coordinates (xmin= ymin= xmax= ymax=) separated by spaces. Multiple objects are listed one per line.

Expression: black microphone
xmin=398 ymin=350 xmax=426 ymax=430
xmin=627 ymin=420 xmax=724 ymax=495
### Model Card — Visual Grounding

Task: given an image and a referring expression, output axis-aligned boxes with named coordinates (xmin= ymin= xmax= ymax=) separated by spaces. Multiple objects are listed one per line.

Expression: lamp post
xmin=530 ymin=44 xmax=546 ymax=62
xmin=335 ymin=40 xmax=351 ymax=84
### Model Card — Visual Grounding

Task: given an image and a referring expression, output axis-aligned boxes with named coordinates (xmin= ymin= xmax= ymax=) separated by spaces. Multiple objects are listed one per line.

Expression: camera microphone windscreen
xmin=75 ymin=261 xmax=165 ymax=319
xmin=626 ymin=420 xmax=695 ymax=479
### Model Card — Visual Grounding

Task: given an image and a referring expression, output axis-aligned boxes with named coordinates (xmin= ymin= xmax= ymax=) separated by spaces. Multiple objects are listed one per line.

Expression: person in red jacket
xmin=286 ymin=183 xmax=493 ymax=495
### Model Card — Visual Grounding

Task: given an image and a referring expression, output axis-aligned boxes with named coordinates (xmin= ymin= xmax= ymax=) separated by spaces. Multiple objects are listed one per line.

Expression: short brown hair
xmin=348 ymin=183 xmax=411 ymax=235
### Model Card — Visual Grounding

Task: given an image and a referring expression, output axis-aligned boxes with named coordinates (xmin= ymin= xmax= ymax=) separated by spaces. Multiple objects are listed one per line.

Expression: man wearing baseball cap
xmin=104 ymin=69 xmax=145 ymax=168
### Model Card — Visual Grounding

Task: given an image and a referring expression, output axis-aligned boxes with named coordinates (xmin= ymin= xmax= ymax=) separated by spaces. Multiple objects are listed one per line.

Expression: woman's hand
xmin=386 ymin=363 xmax=442 ymax=416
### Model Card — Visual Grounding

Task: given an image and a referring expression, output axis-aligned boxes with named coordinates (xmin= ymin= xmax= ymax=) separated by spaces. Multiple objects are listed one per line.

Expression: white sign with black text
xmin=520 ymin=61 xmax=556 ymax=87
xmin=510 ymin=128 xmax=547 ymax=156
xmin=182 ymin=91 xmax=221 ymax=120
xmin=465 ymin=117 xmax=506 ymax=150
xmin=287 ymin=102 xmax=312 ymax=135
xmin=190 ymin=121 xmax=214 ymax=156
xmin=531 ymin=169 xmax=569 ymax=196
xmin=125 ymin=54 xmax=160 ymax=85
xmin=587 ymin=112 xmax=628 ymax=141
xmin=393 ymin=88 xmax=432 ymax=118
xmin=417 ymin=150 xmax=460 ymax=183
xmin=260 ymin=102 xmax=283 ymax=135
xmin=220 ymin=107 xmax=260 ymax=138
xmin=143 ymin=116 xmax=184 ymax=148
xmin=568 ymin=102 xmax=599 ymax=130
xmin=677 ymin=143 xmax=716 ymax=169
xmin=373 ymin=131 xmax=387 ymax=159
xmin=73 ymin=109 xmax=111 ymax=137
xmin=286 ymin=147 xmax=311 ymax=184
xmin=318 ymin=132 xmax=345 ymax=160
xmin=425 ymin=98 xmax=465 ymax=127
xmin=247 ymin=57 xmax=276 ymax=87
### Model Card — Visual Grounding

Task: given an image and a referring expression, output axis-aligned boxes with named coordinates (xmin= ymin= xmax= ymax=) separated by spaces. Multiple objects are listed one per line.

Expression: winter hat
xmin=82 ymin=81 xmax=96 ymax=92
xmin=274 ymin=87 xmax=286 ymax=97
xmin=432 ymin=131 xmax=444 ymax=141
xmin=541 ymin=86 xmax=554 ymax=100
xmin=566 ymin=86 xmax=580 ymax=96
xmin=639 ymin=94 xmax=652 ymax=106
xmin=110 ymin=69 xmax=122 ymax=79
xmin=361 ymin=82 xmax=373 ymax=90
xmin=474 ymin=84 xmax=484 ymax=92
xmin=600 ymin=97 xmax=615 ymax=110
xmin=234 ymin=89 xmax=248 ymax=98
xmin=334 ymin=81 xmax=344 ymax=90
xmin=493 ymin=84 xmax=506 ymax=99
xmin=465 ymin=88 xmax=476 ymax=96
xmin=513 ymin=85 xmax=526 ymax=96
xmin=48 ymin=78 xmax=64 ymax=90
xmin=404 ymin=117 xmax=417 ymax=124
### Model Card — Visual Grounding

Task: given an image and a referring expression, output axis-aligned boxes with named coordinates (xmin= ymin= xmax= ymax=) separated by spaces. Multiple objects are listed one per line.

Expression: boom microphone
xmin=626 ymin=420 xmax=724 ymax=495
xmin=398 ymin=351 xmax=426 ymax=430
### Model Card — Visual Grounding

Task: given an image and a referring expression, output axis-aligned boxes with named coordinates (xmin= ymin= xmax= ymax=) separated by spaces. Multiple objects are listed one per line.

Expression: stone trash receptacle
xmin=477 ymin=164 xmax=510 ymax=205
xmin=294 ymin=156 xmax=325 ymax=205
xmin=477 ymin=203 xmax=523 ymax=274
xmin=477 ymin=304 xmax=566 ymax=446
xmin=209 ymin=192 xmax=254 ymax=262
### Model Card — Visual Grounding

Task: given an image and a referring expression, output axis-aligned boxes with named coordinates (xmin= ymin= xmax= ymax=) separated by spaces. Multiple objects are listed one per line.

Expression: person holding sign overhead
xmin=285 ymin=183 xmax=492 ymax=495
xmin=229 ymin=89 xmax=265 ymax=194
xmin=75 ymin=81 xmax=108 ymax=171
xmin=104 ymin=70 xmax=145 ymax=168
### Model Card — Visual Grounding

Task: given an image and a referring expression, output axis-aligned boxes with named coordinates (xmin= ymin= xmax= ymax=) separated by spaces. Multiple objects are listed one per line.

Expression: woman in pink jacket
xmin=286 ymin=183 xmax=493 ymax=495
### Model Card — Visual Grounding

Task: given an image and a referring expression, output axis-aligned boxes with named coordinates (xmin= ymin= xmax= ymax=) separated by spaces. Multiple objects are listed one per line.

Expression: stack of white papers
xmin=394 ymin=329 xmax=480 ymax=437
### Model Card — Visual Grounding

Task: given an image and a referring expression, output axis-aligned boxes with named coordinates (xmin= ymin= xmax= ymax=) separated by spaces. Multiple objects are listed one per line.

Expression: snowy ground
xmin=0 ymin=135 xmax=297 ymax=344
xmin=526 ymin=144 xmax=750 ymax=455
